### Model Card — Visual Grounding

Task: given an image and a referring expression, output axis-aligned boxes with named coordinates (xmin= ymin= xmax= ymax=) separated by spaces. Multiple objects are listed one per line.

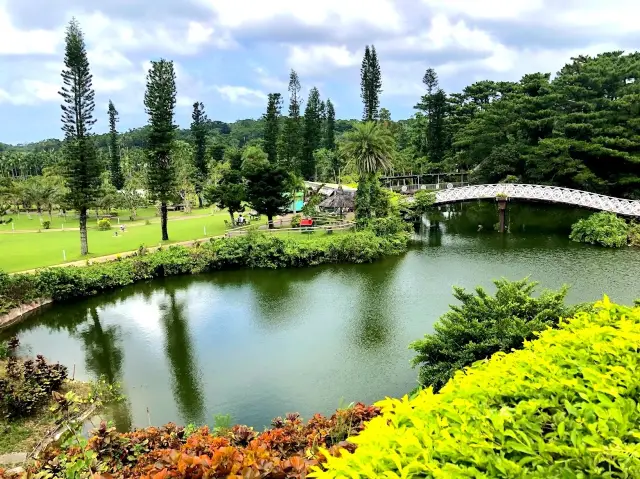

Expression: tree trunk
xmin=79 ymin=207 xmax=89 ymax=255
xmin=198 ymin=195 xmax=203 ymax=208
xmin=161 ymin=202 xmax=168 ymax=241
xmin=229 ymin=210 xmax=235 ymax=224
xmin=267 ymin=214 xmax=274 ymax=229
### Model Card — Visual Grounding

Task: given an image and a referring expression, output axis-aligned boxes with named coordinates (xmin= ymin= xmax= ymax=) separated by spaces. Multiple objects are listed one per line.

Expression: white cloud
xmin=215 ymin=85 xmax=266 ymax=106
xmin=420 ymin=0 xmax=544 ymax=20
xmin=197 ymin=0 xmax=402 ymax=32
xmin=0 ymin=6 xmax=61 ymax=55
xmin=288 ymin=45 xmax=360 ymax=75
xmin=254 ymin=67 xmax=288 ymax=92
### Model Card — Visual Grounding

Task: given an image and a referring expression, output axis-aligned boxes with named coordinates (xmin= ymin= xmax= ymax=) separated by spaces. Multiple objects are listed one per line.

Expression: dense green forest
xmin=1 ymin=50 xmax=640 ymax=199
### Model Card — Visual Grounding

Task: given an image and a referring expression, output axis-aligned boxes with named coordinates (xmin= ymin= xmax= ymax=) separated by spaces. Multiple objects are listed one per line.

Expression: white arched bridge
xmin=305 ymin=181 xmax=640 ymax=217
xmin=432 ymin=184 xmax=640 ymax=217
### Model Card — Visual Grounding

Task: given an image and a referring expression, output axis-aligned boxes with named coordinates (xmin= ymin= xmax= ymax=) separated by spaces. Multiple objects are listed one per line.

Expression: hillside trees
xmin=59 ymin=18 xmax=101 ymax=255
xmin=144 ymin=59 xmax=177 ymax=241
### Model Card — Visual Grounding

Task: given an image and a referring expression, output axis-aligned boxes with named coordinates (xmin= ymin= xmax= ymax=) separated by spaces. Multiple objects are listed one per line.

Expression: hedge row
xmin=0 ymin=229 xmax=409 ymax=313
xmin=313 ymin=298 xmax=640 ymax=478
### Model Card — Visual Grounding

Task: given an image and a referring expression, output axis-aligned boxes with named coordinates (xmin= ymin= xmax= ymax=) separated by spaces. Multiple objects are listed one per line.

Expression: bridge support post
xmin=497 ymin=197 xmax=508 ymax=233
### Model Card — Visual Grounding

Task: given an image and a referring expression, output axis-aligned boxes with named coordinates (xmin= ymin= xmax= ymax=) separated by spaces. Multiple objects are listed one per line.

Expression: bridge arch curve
xmin=433 ymin=184 xmax=640 ymax=217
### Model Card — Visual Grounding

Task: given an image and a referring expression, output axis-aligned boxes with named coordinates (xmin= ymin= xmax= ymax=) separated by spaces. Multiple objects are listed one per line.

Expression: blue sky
xmin=1 ymin=0 xmax=639 ymax=144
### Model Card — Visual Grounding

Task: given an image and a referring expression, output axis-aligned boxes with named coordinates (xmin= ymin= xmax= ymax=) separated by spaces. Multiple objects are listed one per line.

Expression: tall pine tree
xmin=325 ymin=98 xmax=336 ymax=150
xmin=144 ymin=59 xmax=177 ymax=241
xmin=302 ymin=87 xmax=323 ymax=179
xmin=108 ymin=100 xmax=124 ymax=190
xmin=283 ymin=69 xmax=303 ymax=172
xmin=59 ymin=18 xmax=101 ymax=256
xmin=191 ymin=101 xmax=208 ymax=207
xmin=415 ymin=68 xmax=448 ymax=164
xmin=360 ymin=45 xmax=383 ymax=121
xmin=263 ymin=93 xmax=282 ymax=164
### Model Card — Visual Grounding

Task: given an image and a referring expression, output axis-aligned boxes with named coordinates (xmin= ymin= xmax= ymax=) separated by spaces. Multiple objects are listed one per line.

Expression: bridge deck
xmin=433 ymin=184 xmax=640 ymax=217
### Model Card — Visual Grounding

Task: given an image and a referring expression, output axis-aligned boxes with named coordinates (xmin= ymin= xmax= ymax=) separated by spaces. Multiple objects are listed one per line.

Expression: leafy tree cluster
xmin=410 ymin=278 xmax=570 ymax=392
xmin=569 ymin=211 xmax=634 ymax=247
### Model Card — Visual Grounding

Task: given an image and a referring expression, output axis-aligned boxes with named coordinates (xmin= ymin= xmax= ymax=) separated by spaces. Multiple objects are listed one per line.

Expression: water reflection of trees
xmin=443 ymin=201 xmax=592 ymax=235
xmin=349 ymin=258 xmax=402 ymax=352
xmin=159 ymin=287 xmax=205 ymax=425
xmin=78 ymin=308 xmax=132 ymax=431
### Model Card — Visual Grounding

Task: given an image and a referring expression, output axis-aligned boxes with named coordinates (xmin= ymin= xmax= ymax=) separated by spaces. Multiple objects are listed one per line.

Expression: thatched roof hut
xmin=319 ymin=186 xmax=355 ymax=212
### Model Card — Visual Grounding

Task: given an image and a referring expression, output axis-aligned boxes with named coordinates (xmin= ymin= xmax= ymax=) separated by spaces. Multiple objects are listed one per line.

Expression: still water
xmin=4 ymin=203 xmax=640 ymax=430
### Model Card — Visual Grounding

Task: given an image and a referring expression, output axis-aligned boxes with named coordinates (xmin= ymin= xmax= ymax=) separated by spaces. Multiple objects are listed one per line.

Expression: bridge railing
xmin=432 ymin=184 xmax=640 ymax=217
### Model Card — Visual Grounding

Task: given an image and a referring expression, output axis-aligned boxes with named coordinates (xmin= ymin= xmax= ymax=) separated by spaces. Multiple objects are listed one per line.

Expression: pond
xmin=4 ymin=202 xmax=640 ymax=431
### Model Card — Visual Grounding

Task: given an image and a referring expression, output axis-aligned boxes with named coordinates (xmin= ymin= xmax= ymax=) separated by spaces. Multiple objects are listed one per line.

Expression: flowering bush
xmin=30 ymin=403 xmax=381 ymax=478
xmin=0 ymin=338 xmax=68 ymax=419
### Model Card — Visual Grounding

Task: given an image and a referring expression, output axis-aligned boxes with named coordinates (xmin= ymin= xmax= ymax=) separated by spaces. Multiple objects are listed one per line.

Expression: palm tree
xmin=339 ymin=121 xmax=395 ymax=176
xmin=340 ymin=122 xmax=395 ymax=221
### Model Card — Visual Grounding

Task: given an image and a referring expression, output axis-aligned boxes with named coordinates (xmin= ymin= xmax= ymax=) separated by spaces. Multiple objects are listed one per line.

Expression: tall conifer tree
xmin=59 ymin=18 xmax=101 ymax=255
xmin=360 ymin=45 xmax=383 ymax=121
xmin=302 ymin=87 xmax=323 ymax=179
xmin=191 ymin=101 xmax=208 ymax=207
xmin=144 ymin=59 xmax=177 ymax=241
xmin=108 ymin=100 xmax=124 ymax=190
xmin=283 ymin=69 xmax=303 ymax=172
xmin=415 ymin=68 xmax=448 ymax=164
xmin=263 ymin=93 xmax=282 ymax=164
xmin=325 ymin=98 xmax=336 ymax=151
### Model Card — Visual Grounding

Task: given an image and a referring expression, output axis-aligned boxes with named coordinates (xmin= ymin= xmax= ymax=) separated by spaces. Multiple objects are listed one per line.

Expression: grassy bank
xmin=0 ymin=210 xmax=270 ymax=273
xmin=0 ymin=225 xmax=410 ymax=315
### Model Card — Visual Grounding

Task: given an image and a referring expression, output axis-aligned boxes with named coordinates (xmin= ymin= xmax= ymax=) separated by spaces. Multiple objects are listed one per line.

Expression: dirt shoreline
xmin=0 ymin=299 xmax=52 ymax=331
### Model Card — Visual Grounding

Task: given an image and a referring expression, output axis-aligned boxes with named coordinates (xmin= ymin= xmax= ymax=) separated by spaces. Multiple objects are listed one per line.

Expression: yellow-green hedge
xmin=312 ymin=297 xmax=640 ymax=478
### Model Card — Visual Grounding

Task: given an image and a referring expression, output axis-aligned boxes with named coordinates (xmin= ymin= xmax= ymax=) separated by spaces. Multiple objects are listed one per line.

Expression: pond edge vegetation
xmin=0 ymin=220 xmax=411 ymax=327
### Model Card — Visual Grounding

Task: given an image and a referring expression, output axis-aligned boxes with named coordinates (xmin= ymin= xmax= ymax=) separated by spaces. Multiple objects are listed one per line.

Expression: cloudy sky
xmin=1 ymin=0 xmax=638 ymax=144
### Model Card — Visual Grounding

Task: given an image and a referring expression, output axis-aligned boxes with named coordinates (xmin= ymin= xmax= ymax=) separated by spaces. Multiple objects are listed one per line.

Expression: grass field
xmin=0 ymin=207 xmax=217 ymax=232
xmin=0 ymin=210 xmax=267 ymax=273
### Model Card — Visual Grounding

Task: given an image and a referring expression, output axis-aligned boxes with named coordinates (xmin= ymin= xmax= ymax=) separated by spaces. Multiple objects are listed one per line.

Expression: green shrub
xmin=367 ymin=215 xmax=411 ymax=237
xmin=569 ymin=211 xmax=629 ymax=247
xmin=0 ymin=338 xmax=68 ymax=420
xmin=0 ymin=230 xmax=409 ymax=310
xmin=628 ymin=222 xmax=640 ymax=247
xmin=0 ymin=341 xmax=7 ymax=360
xmin=410 ymin=278 xmax=569 ymax=392
xmin=291 ymin=214 xmax=302 ymax=228
xmin=42 ymin=220 xmax=51 ymax=230
xmin=97 ymin=218 xmax=111 ymax=231
xmin=313 ymin=298 xmax=640 ymax=478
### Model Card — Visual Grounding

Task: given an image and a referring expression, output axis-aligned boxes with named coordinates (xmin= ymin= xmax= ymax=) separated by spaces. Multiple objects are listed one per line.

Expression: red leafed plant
xmin=28 ymin=403 xmax=380 ymax=479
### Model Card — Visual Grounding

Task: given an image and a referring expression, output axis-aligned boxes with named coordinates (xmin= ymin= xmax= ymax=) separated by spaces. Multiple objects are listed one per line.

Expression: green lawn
xmin=0 ymin=211 xmax=264 ymax=273
xmin=0 ymin=207 xmax=218 ymax=232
